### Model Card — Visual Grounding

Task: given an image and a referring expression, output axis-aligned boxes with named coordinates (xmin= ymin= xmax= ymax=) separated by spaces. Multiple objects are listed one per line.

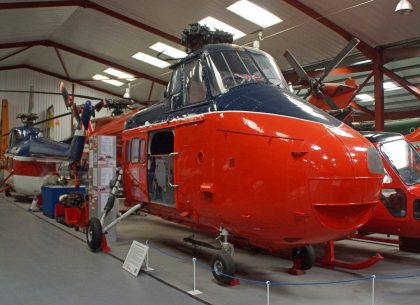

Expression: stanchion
xmin=144 ymin=240 xmax=154 ymax=271
xmin=188 ymin=257 xmax=202 ymax=295
xmin=371 ymin=275 xmax=376 ymax=305
xmin=266 ymin=281 xmax=270 ymax=305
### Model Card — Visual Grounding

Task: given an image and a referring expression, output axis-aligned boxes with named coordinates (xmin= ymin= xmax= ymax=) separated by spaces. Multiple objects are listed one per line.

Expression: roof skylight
xmin=356 ymin=93 xmax=374 ymax=102
xmin=227 ymin=0 xmax=282 ymax=28
xmin=104 ymin=68 xmax=135 ymax=81
xmin=150 ymin=42 xmax=187 ymax=58
xmin=92 ymin=74 xmax=124 ymax=86
xmin=132 ymin=51 xmax=171 ymax=68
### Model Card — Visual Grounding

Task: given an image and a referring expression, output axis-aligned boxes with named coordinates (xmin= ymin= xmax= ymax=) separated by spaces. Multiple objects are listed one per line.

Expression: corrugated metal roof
xmin=0 ymin=0 xmax=418 ymax=114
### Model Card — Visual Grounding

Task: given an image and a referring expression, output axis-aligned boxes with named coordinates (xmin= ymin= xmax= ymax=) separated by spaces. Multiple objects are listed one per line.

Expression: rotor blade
xmin=303 ymin=90 xmax=311 ymax=99
xmin=0 ymin=89 xmax=103 ymax=101
xmin=28 ymin=85 xmax=34 ymax=114
xmin=93 ymin=100 xmax=106 ymax=114
xmin=321 ymin=93 xmax=340 ymax=110
xmin=1 ymin=112 xmax=72 ymax=137
xmin=320 ymin=38 xmax=360 ymax=82
xmin=60 ymin=82 xmax=71 ymax=109
xmin=32 ymin=112 xmax=71 ymax=127
xmin=283 ymin=50 xmax=312 ymax=85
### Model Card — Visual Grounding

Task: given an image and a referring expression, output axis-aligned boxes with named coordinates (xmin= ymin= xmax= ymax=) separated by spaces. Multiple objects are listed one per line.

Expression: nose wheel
xmin=86 ymin=217 xmax=102 ymax=252
xmin=211 ymin=252 xmax=235 ymax=284
xmin=289 ymin=245 xmax=315 ymax=275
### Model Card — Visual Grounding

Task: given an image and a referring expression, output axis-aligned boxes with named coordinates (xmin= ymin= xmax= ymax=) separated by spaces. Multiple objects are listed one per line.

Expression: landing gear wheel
xmin=292 ymin=245 xmax=315 ymax=270
xmin=211 ymin=252 xmax=235 ymax=284
xmin=86 ymin=218 xmax=102 ymax=252
xmin=5 ymin=188 xmax=11 ymax=197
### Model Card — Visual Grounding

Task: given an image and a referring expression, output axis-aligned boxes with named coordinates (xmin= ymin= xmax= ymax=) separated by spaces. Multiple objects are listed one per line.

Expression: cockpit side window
xmin=9 ymin=129 xmax=23 ymax=147
xmin=183 ymin=59 xmax=207 ymax=105
xmin=252 ymin=53 xmax=287 ymax=89
xmin=169 ymin=67 xmax=182 ymax=96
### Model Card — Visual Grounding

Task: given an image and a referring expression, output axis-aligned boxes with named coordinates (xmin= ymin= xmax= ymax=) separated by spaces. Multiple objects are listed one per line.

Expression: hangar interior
xmin=0 ymin=1 xmax=419 ymax=305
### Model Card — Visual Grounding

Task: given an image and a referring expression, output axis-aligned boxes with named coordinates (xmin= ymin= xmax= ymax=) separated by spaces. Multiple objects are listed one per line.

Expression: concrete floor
xmin=4 ymin=196 xmax=420 ymax=305
xmin=0 ymin=198 xmax=204 ymax=305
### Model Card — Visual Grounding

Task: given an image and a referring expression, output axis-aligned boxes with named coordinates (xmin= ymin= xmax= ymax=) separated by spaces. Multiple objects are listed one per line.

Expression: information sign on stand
xmin=122 ymin=241 xmax=149 ymax=277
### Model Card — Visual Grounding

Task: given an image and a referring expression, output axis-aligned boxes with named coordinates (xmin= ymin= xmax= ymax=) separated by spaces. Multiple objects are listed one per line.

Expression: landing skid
xmin=318 ymin=240 xmax=383 ymax=270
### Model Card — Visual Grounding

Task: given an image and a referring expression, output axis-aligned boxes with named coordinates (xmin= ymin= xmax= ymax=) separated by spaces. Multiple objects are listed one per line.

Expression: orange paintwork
xmin=122 ymin=111 xmax=383 ymax=251
xmin=360 ymin=141 xmax=420 ymax=237
xmin=309 ymin=78 xmax=358 ymax=111
xmin=405 ymin=128 xmax=420 ymax=151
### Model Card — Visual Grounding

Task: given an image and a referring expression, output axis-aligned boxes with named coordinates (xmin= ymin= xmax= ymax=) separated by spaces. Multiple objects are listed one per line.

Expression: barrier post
xmin=144 ymin=240 xmax=154 ymax=271
xmin=371 ymin=275 xmax=376 ymax=305
xmin=188 ymin=257 xmax=202 ymax=295
xmin=266 ymin=281 xmax=270 ymax=305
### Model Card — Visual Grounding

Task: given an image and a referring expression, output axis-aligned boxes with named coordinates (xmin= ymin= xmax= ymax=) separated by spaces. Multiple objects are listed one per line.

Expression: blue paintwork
xmin=125 ymin=44 xmax=341 ymax=131
xmin=7 ymin=101 xmax=93 ymax=162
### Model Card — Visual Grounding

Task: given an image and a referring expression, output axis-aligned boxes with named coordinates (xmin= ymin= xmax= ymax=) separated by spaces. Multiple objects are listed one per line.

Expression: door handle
xmin=169 ymin=181 xmax=179 ymax=189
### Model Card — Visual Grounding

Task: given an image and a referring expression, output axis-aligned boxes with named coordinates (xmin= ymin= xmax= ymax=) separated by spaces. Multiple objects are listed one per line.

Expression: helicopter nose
xmin=306 ymin=124 xmax=384 ymax=232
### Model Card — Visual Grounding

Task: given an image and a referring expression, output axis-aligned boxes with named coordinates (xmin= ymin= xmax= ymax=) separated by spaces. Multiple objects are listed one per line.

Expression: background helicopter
xmin=285 ymin=42 xmax=420 ymax=254
xmin=0 ymin=82 xmax=138 ymax=198
xmin=0 ymin=83 xmax=94 ymax=197
xmin=284 ymin=37 xmax=362 ymax=122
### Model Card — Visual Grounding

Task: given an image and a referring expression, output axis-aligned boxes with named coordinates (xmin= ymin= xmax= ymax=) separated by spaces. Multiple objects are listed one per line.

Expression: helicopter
xmin=0 ymin=84 xmax=94 ymax=197
xmin=85 ymin=24 xmax=385 ymax=284
xmin=354 ymin=131 xmax=420 ymax=253
xmin=283 ymin=45 xmax=420 ymax=254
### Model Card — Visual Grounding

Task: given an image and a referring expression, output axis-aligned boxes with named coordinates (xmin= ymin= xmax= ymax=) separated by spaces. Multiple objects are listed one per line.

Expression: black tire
xmin=292 ymin=245 xmax=315 ymax=270
xmin=5 ymin=187 xmax=11 ymax=197
xmin=211 ymin=252 xmax=235 ymax=284
xmin=86 ymin=218 xmax=102 ymax=252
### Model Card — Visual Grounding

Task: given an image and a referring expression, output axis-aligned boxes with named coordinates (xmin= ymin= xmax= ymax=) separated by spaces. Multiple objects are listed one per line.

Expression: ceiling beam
xmin=0 ymin=64 xmax=146 ymax=104
xmin=0 ymin=40 xmax=168 ymax=86
xmin=281 ymin=0 xmax=419 ymax=111
xmin=282 ymin=0 xmax=376 ymax=59
xmin=354 ymin=109 xmax=420 ymax=122
xmin=0 ymin=46 xmax=33 ymax=63
xmin=0 ymin=0 xmax=179 ymax=44
xmin=383 ymin=46 xmax=420 ymax=62
xmin=383 ymin=67 xmax=420 ymax=99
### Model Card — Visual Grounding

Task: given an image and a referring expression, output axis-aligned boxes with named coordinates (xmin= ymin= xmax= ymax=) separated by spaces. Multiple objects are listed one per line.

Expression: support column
xmin=373 ymin=48 xmax=384 ymax=131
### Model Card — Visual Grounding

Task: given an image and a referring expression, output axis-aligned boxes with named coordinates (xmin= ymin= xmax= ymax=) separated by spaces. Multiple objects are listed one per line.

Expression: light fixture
xmin=132 ymin=51 xmax=171 ymax=68
xmin=352 ymin=59 xmax=372 ymax=65
xmin=199 ymin=16 xmax=246 ymax=40
xmin=150 ymin=42 xmax=187 ymax=58
xmin=92 ymin=74 xmax=108 ymax=80
xmin=92 ymin=74 xmax=124 ymax=87
xmin=356 ymin=94 xmax=374 ymax=102
xmin=227 ymin=0 xmax=282 ymax=28
xmin=123 ymin=83 xmax=131 ymax=99
xmin=383 ymin=81 xmax=401 ymax=91
xmin=104 ymin=68 xmax=135 ymax=81
xmin=395 ymin=0 xmax=414 ymax=14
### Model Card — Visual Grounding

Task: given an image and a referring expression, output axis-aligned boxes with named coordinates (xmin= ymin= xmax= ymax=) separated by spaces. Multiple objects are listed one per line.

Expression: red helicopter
xmin=85 ymin=25 xmax=384 ymax=284
xmin=284 ymin=42 xmax=420 ymax=254
xmin=355 ymin=132 xmax=420 ymax=252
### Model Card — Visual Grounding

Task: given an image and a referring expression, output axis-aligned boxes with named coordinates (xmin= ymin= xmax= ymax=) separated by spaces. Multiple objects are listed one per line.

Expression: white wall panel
xmin=0 ymin=68 xmax=120 ymax=141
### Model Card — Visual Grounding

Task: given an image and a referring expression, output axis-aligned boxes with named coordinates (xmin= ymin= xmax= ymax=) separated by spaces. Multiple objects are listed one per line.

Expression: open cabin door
xmin=124 ymin=133 xmax=148 ymax=203
xmin=148 ymin=129 xmax=176 ymax=207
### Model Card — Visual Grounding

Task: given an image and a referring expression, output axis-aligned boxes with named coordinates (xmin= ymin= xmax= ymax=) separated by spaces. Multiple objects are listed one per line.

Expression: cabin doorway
xmin=148 ymin=129 xmax=175 ymax=206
